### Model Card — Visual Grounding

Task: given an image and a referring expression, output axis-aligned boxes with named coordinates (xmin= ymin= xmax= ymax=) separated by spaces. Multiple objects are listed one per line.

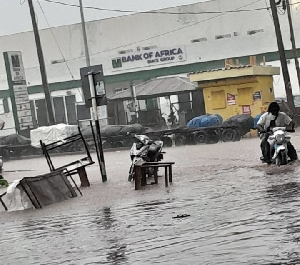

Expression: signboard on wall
xmin=227 ymin=93 xmax=236 ymax=106
xmin=253 ymin=91 xmax=262 ymax=101
xmin=3 ymin=51 xmax=34 ymax=134
xmin=111 ymin=46 xmax=187 ymax=71
xmin=242 ymin=105 xmax=251 ymax=115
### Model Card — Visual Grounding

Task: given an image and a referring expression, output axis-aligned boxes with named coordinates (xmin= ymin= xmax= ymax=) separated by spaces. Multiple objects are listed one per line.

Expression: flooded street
xmin=1 ymin=135 xmax=300 ymax=265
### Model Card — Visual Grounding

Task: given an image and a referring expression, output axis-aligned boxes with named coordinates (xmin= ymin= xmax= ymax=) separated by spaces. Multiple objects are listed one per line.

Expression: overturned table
xmin=0 ymin=170 xmax=81 ymax=211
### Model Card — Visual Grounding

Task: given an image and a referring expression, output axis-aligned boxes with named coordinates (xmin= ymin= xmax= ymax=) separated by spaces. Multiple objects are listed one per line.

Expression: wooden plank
xmin=154 ymin=168 xmax=158 ymax=184
xmin=134 ymin=165 xmax=142 ymax=190
xmin=165 ymin=166 xmax=168 ymax=187
xmin=77 ymin=167 xmax=90 ymax=187
xmin=169 ymin=165 xmax=173 ymax=183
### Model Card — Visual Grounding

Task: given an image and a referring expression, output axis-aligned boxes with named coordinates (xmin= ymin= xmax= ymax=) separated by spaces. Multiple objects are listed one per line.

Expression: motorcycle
xmin=267 ymin=127 xmax=291 ymax=166
xmin=128 ymin=135 xmax=164 ymax=181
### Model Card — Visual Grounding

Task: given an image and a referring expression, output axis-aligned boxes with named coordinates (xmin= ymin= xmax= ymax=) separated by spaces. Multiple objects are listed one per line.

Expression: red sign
xmin=242 ymin=105 xmax=251 ymax=115
xmin=227 ymin=93 xmax=236 ymax=106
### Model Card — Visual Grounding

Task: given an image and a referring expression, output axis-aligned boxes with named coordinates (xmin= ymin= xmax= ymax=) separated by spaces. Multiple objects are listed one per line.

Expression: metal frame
xmin=40 ymin=127 xmax=94 ymax=176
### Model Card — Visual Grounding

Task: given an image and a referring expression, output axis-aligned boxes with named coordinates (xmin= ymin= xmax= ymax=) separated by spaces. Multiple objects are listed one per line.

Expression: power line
xmin=37 ymin=0 xmax=85 ymax=99
xmin=16 ymin=0 xmax=267 ymax=69
xmin=37 ymin=0 xmax=75 ymax=80
xmin=42 ymin=0 xmax=268 ymax=14
xmin=3 ymin=0 xmax=291 ymax=73
xmin=41 ymin=0 xmax=300 ymax=14
xmin=81 ymin=0 xmax=264 ymax=60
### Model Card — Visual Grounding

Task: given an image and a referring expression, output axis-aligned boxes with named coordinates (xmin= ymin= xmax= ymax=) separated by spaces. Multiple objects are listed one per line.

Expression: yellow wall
xmin=201 ymin=76 xmax=275 ymax=120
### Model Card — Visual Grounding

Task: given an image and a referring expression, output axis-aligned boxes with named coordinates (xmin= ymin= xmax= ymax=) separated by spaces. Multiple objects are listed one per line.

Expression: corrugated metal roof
xmin=189 ymin=65 xmax=252 ymax=75
xmin=108 ymin=76 xmax=197 ymax=101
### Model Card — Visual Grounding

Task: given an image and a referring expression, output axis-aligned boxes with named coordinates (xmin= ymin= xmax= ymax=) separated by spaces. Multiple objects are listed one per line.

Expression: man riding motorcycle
xmin=257 ymin=102 xmax=297 ymax=164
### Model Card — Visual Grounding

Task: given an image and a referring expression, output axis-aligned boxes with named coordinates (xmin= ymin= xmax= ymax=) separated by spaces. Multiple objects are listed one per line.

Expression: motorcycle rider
xmin=257 ymin=102 xmax=297 ymax=164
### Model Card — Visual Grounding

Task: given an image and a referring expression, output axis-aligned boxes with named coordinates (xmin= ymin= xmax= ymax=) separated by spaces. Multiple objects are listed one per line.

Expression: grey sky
xmin=0 ymin=0 xmax=208 ymax=36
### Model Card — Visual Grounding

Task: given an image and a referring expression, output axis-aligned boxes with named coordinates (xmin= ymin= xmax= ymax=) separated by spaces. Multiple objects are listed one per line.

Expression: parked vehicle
xmin=128 ymin=135 xmax=164 ymax=181
xmin=267 ymin=127 xmax=291 ymax=166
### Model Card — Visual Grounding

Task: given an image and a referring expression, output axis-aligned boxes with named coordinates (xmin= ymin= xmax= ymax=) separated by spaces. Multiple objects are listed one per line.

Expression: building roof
xmin=108 ymin=76 xmax=197 ymax=101
xmin=189 ymin=65 xmax=280 ymax=83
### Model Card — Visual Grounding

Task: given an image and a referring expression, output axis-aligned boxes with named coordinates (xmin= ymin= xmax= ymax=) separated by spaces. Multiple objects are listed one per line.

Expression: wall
xmin=202 ymin=76 xmax=275 ymax=120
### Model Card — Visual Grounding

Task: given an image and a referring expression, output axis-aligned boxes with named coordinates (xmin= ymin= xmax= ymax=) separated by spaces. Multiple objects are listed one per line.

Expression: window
xmin=211 ymin=90 xmax=226 ymax=110
xmin=247 ymin=29 xmax=264 ymax=35
xmin=215 ymin=34 xmax=231 ymax=40
xmin=112 ymin=58 xmax=122 ymax=69
xmin=238 ymin=87 xmax=253 ymax=106
xmin=118 ymin=49 xmax=133 ymax=54
xmin=142 ymin=45 xmax=158 ymax=50
xmin=191 ymin=37 xmax=207 ymax=43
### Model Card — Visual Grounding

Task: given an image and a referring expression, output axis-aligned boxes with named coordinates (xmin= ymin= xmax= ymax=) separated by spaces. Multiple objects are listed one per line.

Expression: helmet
xmin=267 ymin=102 xmax=280 ymax=114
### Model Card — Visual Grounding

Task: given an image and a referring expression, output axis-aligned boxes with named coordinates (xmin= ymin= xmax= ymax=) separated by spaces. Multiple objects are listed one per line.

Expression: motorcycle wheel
xmin=275 ymin=151 xmax=287 ymax=166
xmin=128 ymin=172 xmax=135 ymax=182
xmin=128 ymin=165 xmax=135 ymax=182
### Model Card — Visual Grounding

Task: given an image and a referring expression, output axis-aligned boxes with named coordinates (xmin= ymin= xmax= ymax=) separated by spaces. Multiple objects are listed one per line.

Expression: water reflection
xmin=91 ymin=207 xmax=128 ymax=265
xmin=267 ymin=182 xmax=300 ymax=200
xmin=265 ymin=179 xmax=300 ymax=264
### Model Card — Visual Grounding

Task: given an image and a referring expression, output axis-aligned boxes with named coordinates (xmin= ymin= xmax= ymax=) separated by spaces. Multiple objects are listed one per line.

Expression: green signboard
xmin=3 ymin=51 xmax=34 ymax=134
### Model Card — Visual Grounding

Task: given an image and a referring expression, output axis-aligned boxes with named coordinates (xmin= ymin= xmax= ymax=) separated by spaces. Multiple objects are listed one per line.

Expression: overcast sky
xmin=0 ymin=0 xmax=208 ymax=36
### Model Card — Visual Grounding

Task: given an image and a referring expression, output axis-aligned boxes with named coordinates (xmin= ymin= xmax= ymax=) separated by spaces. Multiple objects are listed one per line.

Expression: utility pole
xmin=79 ymin=0 xmax=91 ymax=67
xmin=28 ymin=0 xmax=55 ymax=125
xmin=270 ymin=0 xmax=296 ymax=113
xmin=286 ymin=0 xmax=300 ymax=92
xmin=88 ymin=73 xmax=107 ymax=182
xmin=79 ymin=1 xmax=107 ymax=181
xmin=130 ymin=83 xmax=139 ymax=123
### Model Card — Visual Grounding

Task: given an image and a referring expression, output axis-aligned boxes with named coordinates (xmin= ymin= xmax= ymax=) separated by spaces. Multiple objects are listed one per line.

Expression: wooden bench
xmin=134 ymin=161 xmax=175 ymax=190
xmin=40 ymin=127 xmax=94 ymax=187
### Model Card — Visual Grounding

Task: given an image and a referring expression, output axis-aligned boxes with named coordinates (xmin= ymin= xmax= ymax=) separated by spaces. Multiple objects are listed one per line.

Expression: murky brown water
xmin=1 ymin=137 xmax=300 ymax=264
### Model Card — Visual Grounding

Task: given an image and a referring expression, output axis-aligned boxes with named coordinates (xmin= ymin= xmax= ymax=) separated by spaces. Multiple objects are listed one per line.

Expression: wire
xmin=37 ymin=0 xmax=75 ymax=80
xmin=41 ymin=0 xmax=300 ymax=15
xmin=14 ymin=0 xmax=267 ymax=70
xmin=42 ymin=0 xmax=268 ymax=14
xmin=265 ymin=0 xmax=274 ymax=19
xmin=8 ymin=0 xmax=292 ymax=70
xmin=37 ymin=0 xmax=85 ymax=98
xmin=85 ymin=0 xmax=264 ymax=59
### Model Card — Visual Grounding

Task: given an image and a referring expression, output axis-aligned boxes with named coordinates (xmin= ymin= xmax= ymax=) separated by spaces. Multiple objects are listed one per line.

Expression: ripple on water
xmin=1 ymin=164 xmax=300 ymax=265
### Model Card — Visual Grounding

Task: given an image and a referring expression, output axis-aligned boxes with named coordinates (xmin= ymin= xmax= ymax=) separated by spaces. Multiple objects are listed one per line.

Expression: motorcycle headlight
xmin=275 ymin=134 xmax=285 ymax=144
xmin=136 ymin=142 xmax=143 ymax=149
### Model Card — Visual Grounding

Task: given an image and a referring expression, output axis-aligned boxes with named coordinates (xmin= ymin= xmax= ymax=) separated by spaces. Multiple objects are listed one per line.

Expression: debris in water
xmin=172 ymin=214 xmax=190 ymax=219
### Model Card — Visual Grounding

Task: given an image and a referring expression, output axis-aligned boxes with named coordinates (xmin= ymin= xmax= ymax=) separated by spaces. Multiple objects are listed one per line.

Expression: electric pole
xmin=28 ymin=0 xmax=55 ymax=125
xmin=286 ymin=0 xmax=300 ymax=92
xmin=270 ymin=0 xmax=296 ymax=113
xmin=79 ymin=1 xmax=107 ymax=181
xmin=79 ymin=0 xmax=91 ymax=67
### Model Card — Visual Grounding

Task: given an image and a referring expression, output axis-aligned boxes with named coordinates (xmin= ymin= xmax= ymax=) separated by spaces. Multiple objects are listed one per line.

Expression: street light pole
xmin=28 ymin=0 xmax=55 ymax=125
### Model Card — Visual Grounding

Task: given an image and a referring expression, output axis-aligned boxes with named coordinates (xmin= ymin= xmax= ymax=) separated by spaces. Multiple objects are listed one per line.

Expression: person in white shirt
xmin=257 ymin=102 xmax=297 ymax=164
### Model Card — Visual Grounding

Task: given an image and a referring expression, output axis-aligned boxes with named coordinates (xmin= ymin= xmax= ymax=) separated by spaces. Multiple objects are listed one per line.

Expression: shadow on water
xmin=267 ymin=182 xmax=300 ymax=200
xmin=263 ymin=172 xmax=300 ymax=265
xmin=92 ymin=207 xmax=128 ymax=265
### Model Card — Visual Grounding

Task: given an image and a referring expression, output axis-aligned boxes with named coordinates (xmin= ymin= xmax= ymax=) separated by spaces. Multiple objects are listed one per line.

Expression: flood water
xmin=1 ymin=137 xmax=300 ymax=264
